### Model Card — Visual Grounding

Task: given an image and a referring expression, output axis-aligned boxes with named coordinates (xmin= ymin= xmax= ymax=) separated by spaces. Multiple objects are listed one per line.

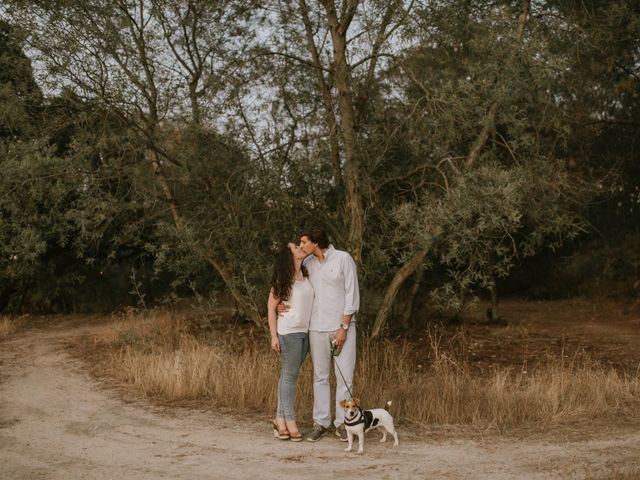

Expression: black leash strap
xmin=331 ymin=338 xmax=355 ymax=400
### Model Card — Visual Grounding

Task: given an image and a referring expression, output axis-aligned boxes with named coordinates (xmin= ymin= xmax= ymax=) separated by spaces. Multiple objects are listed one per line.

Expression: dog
xmin=339 ymin=398 xmax=399 ymax=453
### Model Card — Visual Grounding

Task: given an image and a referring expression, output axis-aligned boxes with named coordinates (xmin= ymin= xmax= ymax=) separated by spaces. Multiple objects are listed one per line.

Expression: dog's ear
xmin=353 ymin=398 xmax=360 ymax=406
xmin=339 ymin=399 xmax=347 ymax=408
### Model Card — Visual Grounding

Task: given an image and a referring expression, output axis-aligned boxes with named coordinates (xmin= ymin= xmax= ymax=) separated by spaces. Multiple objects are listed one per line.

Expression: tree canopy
xmin=1 ymin=0 xmax=638 ymax=334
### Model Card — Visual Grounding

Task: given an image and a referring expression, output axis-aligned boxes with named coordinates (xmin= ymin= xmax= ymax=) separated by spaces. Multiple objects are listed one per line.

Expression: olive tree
xmin=368 ymin=0 xmax=597 ymax=336
xmin=7 ymin=0 xmax=277 ymax=324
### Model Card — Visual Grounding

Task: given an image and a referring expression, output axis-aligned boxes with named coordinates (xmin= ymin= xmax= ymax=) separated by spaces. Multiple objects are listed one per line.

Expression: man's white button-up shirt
xmin=303 ymin=245 xmax=360 ymax=332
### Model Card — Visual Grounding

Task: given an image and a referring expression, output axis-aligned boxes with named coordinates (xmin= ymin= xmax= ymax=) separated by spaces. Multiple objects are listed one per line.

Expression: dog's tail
xmin=385 ymin=400 xmax=393 ymax=411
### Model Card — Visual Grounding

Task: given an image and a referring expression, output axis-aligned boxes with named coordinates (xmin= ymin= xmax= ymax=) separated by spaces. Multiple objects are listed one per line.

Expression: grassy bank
xmin=0 ymin=315 xmax=27 ymax=338
xmin=84 ymin=310 xmax=640 ymax=430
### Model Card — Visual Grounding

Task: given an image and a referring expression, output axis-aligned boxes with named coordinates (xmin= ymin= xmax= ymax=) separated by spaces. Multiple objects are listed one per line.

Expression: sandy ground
xmin=1 ymin=319 xmax=640 ymax=480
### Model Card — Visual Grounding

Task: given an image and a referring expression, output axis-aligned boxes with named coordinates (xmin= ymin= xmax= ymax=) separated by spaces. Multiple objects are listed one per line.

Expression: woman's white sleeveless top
xmin=277 ymin=277 xmax=314 ymax=335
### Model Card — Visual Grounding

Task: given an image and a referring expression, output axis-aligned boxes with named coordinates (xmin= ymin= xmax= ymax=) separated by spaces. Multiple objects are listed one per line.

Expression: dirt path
xmin=1 ymin=321 xmax=639 ymax=480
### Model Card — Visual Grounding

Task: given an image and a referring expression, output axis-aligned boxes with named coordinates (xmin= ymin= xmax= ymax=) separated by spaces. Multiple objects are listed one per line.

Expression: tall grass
xmin=355 ymin=335 xmax=640 ymax=427
xmin=0 ymin=315 xmax=26 ymax=338
xmin=87 ymin=311 xmax=640 ymax=429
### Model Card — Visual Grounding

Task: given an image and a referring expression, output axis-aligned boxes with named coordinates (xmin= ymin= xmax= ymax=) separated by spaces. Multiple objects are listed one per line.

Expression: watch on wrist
xmin=341 ymin=323 xmax=349 ymax=331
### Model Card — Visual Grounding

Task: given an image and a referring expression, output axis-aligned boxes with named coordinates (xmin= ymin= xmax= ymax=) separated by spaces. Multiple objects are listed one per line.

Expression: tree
xmin=0 ymin=139 xmax=82 ymax=311
xmin=257 ymin=0 xmax=416 ymax=262
xmin=3 ymin=0 xmax=637 ymax=333
xmin=369 ymin=0 xmax=595 ymax=336
xmin=0 ymin=19 xmax=43 ymax=139
xmin=545 ymin=0 xmax=640 ymax=233
xmin=8 ymin=0 xmax=275 ymax=325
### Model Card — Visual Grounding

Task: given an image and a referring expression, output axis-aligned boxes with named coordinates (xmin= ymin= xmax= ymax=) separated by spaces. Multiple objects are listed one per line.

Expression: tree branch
xmin=464 ymin=0 xmax=530 ymax=170
xmin=251 ymin=49 xmax=330 ymax=72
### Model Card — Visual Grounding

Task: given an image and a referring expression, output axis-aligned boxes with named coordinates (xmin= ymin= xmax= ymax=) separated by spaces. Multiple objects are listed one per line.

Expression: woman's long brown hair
xmin=270 ymin=244 xmax=307 ymax=301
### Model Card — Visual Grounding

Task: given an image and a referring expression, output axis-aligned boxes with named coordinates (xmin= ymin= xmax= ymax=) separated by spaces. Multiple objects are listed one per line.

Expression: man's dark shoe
xmin=307 ymin=423 xmax=328 ymax=442
xmin=335 ymin=424 xmax=348 ymax=442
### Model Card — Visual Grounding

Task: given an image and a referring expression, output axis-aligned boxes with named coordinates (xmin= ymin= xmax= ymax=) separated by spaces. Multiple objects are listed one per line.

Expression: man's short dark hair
xmin=300 ymin=226 xmax=330 ymax=249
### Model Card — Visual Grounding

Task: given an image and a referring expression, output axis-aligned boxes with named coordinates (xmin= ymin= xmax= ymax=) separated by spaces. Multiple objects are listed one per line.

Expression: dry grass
xmin=356 ymin=329 xmax=640 ymax=429
xmin=88 ymin=310 xmax=310 ymax=412
xmin=85 ymin=310 xmax=640 ymax=430
xmin=0 ymin=315 xmax=27 ymax=338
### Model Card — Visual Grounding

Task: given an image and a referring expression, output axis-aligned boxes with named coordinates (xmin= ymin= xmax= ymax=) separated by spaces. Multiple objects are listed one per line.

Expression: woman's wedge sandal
xmin=272 ymin=420 xmax=290 ymax=440
xmin=288 ymin=431 xmax=303 ymax=442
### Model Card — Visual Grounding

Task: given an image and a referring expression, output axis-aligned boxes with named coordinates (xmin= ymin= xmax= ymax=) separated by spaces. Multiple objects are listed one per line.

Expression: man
xmin=298 ymin=227 xmax=359 ymax=442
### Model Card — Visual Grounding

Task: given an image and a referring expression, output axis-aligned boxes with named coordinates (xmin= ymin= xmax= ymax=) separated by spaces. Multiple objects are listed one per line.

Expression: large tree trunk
xmin=189 ymin=80 xmax=202 ymax=125
xmin=321 ymin=0 xmax=364 ymax=263
xmin=150 ymin=154 xmax=181 ymax=226
xmin=488 ymin=282 xmax=500 ymax=323
xmin=298 ymin=0 xmax=343 ymax=202
xmin=300 ymin=0 xmax=403 ymax=262
xmin=399 ymin=270 xmax=422 ymax=330
xmin=370 ymin=248 xmax=428 ymax=339
xmin=203 ymin=255 xmax=263 ymax=327
xmin=465 ymin=101 xmax=498 ymax=170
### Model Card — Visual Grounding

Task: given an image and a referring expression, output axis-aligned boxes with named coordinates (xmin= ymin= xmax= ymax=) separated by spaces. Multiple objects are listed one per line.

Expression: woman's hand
xmin=271 ymin=336 xmax=281 ymax=354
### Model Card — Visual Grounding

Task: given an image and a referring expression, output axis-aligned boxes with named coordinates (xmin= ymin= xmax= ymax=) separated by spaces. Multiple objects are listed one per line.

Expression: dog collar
xmin=344 ymin=408 xmax=366 ymax=427
xmin=344 ymin=416 xmax=365 ymax=426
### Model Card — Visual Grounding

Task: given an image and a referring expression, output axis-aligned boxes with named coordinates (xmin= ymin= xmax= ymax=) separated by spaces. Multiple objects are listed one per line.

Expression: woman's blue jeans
xmin=276 ymin=332 xmax=309 ymax=421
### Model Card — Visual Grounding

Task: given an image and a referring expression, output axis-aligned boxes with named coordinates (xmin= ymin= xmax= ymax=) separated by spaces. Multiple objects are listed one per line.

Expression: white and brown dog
xmin=339 ymin=399 xmax=399 ymax=454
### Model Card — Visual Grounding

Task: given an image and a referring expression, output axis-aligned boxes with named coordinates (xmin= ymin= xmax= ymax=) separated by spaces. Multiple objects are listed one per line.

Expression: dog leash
xmin=331 ymin=338 xmax=355 ymax=400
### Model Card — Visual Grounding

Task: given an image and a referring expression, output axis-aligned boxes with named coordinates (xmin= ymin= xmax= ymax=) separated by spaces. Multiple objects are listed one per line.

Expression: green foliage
xmin=400 ymin=161 xmax=586 ymax=310
xmin=0 ymin=0 xmax=638 ymax=327
xmin=156 ymin=124 xmax=317 ymax=312
xmin=0 ymin=141 xmax=81 ymax=310
xmin=357 ymin=0 xmax=620 ymax=318
xmin=0 ymin=20 xmax=43 ymax=139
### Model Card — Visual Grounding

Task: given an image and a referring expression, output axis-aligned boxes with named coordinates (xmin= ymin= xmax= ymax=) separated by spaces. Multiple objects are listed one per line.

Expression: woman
xmin=267 ymin=242 xmax=314 ymax=442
